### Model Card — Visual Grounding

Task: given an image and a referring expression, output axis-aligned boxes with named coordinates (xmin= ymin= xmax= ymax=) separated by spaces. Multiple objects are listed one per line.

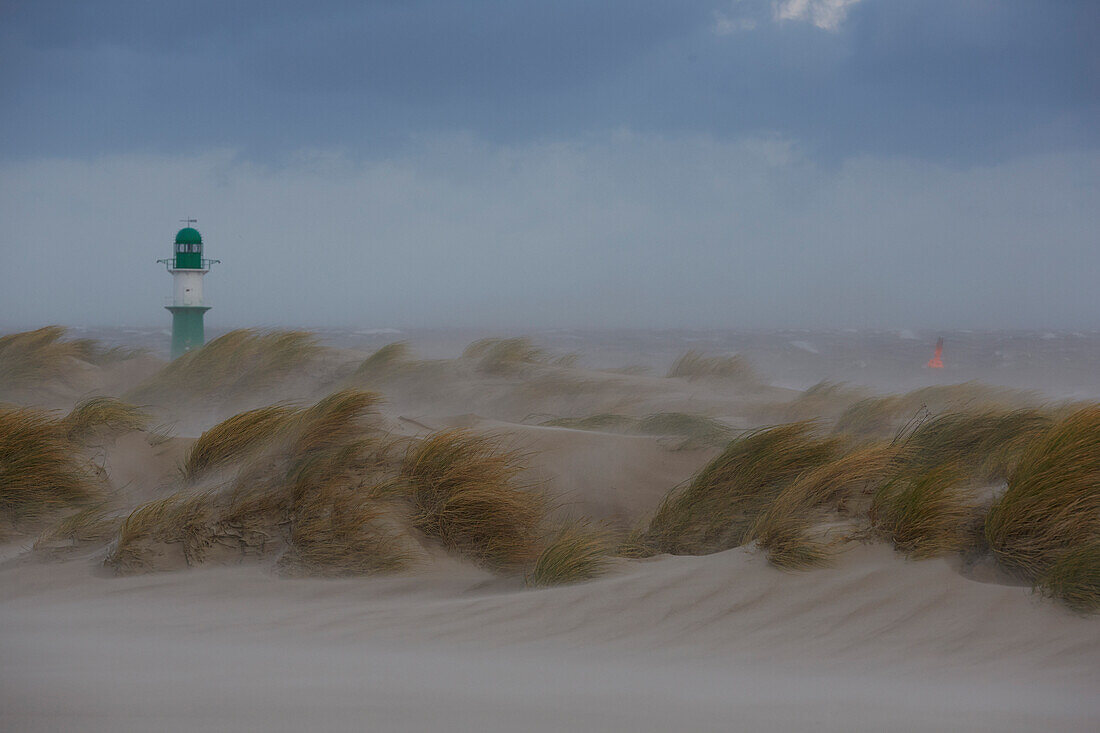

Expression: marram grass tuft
xmin=127 ymin=329 xmax=321 ymax=404
xmin=644 ymin=421 xmax=839 ymax=555
xmin=870 ymin=463 xmax=980 ymax=559
xmin=985 ymin=406 xmax=1100 ymax=582
xmin=183 ymin=403 xmax=300 ymax=479
xmin=61 ymin=397 xmax=150 ymax=442
xmin=527 ymin=521 xmax=612 ymax=587
xmin=0 ymin=405 xmax=98 ymax=525
xmin=402 ymin=429 xmax=548 ymax=568
xmin=748 ymin=443 xmax=897 ymax=568
xmin=1037 ymin=542 xmax=1100 ymax=613
xmin=353 ymin=341 xmax=413 ymax=380
xmin=666 ymin=350 xmax=757 ymax=384
xmin=463 ymin=337 xmax=546 ymax=374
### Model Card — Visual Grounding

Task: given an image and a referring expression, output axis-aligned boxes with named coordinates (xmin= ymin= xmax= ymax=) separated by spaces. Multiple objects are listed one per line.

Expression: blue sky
xmin=1 ymin=1 xmax=1098 ymax=329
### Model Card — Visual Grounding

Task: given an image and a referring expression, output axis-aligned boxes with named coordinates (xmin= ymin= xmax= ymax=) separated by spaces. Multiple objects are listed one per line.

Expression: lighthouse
xmin=158 ymin=220 xmax=219 ymax=359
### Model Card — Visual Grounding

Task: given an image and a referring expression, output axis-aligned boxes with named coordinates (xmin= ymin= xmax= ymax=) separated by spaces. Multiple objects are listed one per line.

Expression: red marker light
xmin=927 ymin=337 xmax=944 ymax=369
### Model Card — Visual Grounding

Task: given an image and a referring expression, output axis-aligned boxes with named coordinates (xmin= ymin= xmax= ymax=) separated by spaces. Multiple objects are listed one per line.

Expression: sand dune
xmin=1 ymin=328 xmax=1097 ymax=731
xmin=2 ymin=543 xmax=1096 ymax=732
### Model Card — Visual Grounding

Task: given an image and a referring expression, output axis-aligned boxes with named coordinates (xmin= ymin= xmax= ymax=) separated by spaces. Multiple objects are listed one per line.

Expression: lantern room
xmin=174 ymin=227 xmax=204 ymax=269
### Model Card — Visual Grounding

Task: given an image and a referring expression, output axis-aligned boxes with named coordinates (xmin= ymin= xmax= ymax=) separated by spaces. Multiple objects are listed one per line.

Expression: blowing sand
xmin=3 ymin=543 xmax=1096 ymax=732
xmin=1 ymin=328 xmax=1098 ymax=732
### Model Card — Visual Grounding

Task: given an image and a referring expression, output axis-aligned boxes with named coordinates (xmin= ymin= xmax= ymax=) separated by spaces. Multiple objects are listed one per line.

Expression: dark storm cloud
xmin=2 ymin=1 xmax=1098 ymax=332
xmin=2 ymin=0 xmax=1096 ymax=163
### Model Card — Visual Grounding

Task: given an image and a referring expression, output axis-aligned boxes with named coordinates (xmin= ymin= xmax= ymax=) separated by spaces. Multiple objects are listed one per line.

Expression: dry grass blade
xmin=286 ymin=440 xmax=374 ymax=506
xmin=749 ymin=443 xmax=897 ymax=568
xmin=183 ymin=403 xmax=299 ymax=479
xmin=106 ymin=495 xmax=180 ymax=572
xmin=289 ymin=389 xmax=381 ymax=456
xmin=402 ymin=429 xmax=547 ymax=567
xmin=985 ymin=406 xmax=1100 ymax=581
xmin=644 ymin=421 xmax=839 ymax=555
xmin=33 ymin=504 xmax=121 ymax=555
xmin=0 ymin=326 xmax=84 ymax=394
xmin=61 ymin=397 xmax=150 ymax=442
xmin=895 ymin=409 xmax=1053 ymax=481
xmin=527 ymin=521 xmax=612 ymax=587
xmin=1037 ymin=542 xmax=1100 ymax=613
xmin=666 ymin=350 xmax=757 ymax=383
xmin=637 ymin=412 xmax=733 ymax=447
xmin=282 ymin=483 xmax=410 ymax=576
xmin=615 ymin=526 xmax=659 ymax=558
xmin=126 ymin=329 xmax=322 ymax=403
xmin=463 ymin=337 xmax=546 ymax=374
xmin=106 ymin=492 xmax=215 ymax=573
xmin=0 ymin=405 xmax=97 ymax=525
xmin=779 ymin=381 xmax=867 ymax=423
xmin=834 ymin=382 xmax=1040 ymax=440
xmin=353 ymin=341 xmax=412 ymax=379
xmin=213 ymin=480 xmax=289 ymax=554
xmin=756 ymin=508 xmax=831 ymax=572
xmin=870 ymin=463 xmax=979 ymax=558
xmin=102 ymin=388 xmax=404 ymax=575
xmin=0 ymin=328 xmax=144 ymax=396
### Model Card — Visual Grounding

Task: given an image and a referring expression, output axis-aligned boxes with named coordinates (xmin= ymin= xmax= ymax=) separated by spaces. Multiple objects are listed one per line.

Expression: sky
xmin=1 ymin=0 xmax=1097 ymax=330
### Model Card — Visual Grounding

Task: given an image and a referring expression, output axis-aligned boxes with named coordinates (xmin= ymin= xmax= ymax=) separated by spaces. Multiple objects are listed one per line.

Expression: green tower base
xmin=167 ymin=305 xmax=211 ymax=359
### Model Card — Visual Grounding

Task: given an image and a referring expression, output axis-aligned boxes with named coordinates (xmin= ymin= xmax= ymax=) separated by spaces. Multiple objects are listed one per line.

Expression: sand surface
xmin=2 ymin=328 xmax=1099 ymax=731
xmin=2 ymin=543 xmax=1097 ymax=732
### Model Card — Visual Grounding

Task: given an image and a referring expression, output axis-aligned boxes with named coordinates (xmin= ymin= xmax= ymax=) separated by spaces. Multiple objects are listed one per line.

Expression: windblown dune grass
xmin=643 ymin=422 xmax=839 ymax=555
xmin=183 ymin=404 xmax=299 ymax=479
xmin=107 ymin=388 xmax=399 ymax=575
xmin=834 ymin=382 xmax=1040 ymax=440
xmin=1037 ymin=542 xmax=1100 ymax=613
xmin=985 ymin=406 xmax=1100 ymax=606
xmin=0 ymin=326 xmax=148 ymax=398
xmin=0 ymin=326 xmax=81 ymax=392
xmin=463 ymin=337 xmax=547 ymax=374
xmin=637 ymin=412 xmax=733 ymax=446
xmin=61 ymin=397 xmax=149 ymax=442
xmin=401 ymin=429 xmax=548 ymax=568
xmin=622 ymin=387 xmax=1095 ymax=611
xmin=127 ymin=329 xmax=321 ymax=404
xmin=869 ymin=464 xmax=980 ymax=558
xmin=748 ymin=443 xmax=897 ymax=568
xmin=12 ymin=336 xmax=1091 ymax=610
xmin=527 ymin=521 xmax=611 ymax=587
xmin=666 ymin=350 xmax=758 ymax=384
xmin=894 ymin=409 xmax=1052 ymax=481
xmin=352 ymin=341 xmax=413 ymax=380
xmin=289 ymin=389 xmax=382 ymax=457
xmin=0 ymin=397 xmax=157 ymax=527
xmin=33 ymin=504 xmax=120 ymax=555
xmin=0 ymin=406 xmax=97 ymax=526
xmin=280 ymin=483 xmax=412 ymax=577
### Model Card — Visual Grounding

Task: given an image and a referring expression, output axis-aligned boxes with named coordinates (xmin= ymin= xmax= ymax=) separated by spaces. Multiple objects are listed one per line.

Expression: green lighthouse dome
xmin=175 ymin=227 xmax=202 ymax=245
xmin=173 ymin=226 xmax=203 ymax=268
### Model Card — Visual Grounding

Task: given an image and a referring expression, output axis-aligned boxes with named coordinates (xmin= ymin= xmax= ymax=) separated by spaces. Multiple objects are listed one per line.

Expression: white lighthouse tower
xmin=157 ymin=219 xmax=219 ymax=359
